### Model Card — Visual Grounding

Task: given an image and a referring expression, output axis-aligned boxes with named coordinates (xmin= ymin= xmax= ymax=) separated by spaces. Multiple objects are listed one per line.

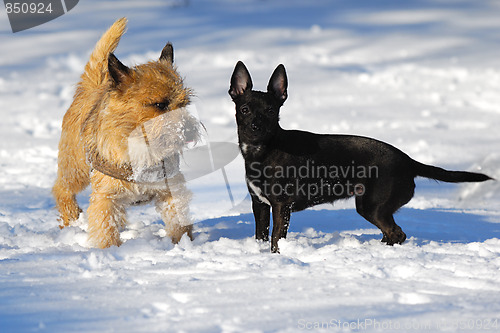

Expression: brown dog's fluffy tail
xmin=81 ymin=17 xmax=127 ymax=89
xmin=414 ymin=161 xmax=493 ymax=183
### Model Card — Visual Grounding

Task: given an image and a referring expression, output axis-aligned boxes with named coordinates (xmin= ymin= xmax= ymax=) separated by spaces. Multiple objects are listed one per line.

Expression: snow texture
xmin=1 ymin=0 xmax=500 ymax=332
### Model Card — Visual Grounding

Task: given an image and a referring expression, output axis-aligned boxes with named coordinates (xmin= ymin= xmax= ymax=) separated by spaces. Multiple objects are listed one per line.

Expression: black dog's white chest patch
xmin=246 ymin=177 xmax=270 ymax=205
xmin=241 ymin=143 xmax=263 ymax=156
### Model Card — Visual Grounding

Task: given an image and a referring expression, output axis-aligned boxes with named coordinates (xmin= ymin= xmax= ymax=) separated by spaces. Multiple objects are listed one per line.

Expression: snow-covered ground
xmin=1 ymin=1 xmax=500 ymax=332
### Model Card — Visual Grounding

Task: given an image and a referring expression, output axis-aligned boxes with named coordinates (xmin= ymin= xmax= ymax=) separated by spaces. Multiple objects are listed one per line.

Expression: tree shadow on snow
xmin=196 ymin=208 xmax=500 ymax=246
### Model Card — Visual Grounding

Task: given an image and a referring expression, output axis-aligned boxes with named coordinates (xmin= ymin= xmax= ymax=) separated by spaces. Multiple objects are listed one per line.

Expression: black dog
xmin=229 ymin=61 xmax=492 ymax=253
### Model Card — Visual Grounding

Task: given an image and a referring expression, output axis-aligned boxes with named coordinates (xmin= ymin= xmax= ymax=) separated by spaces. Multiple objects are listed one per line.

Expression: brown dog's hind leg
xmin=52 ymin=165 xmax=89 ymax=227
xmin=53 ymin=182 xmax=83 ymax=228
xmin=53 ymin=129 xmax=90 ymax=227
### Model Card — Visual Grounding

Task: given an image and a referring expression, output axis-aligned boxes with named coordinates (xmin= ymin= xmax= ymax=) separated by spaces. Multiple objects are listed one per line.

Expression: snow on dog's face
xmin=127 ymin=106 xmax=201 ymax=182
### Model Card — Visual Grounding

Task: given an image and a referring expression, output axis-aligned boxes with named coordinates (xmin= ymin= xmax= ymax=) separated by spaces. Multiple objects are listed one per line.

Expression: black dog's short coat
xmin=229 ymin=61 xmax=492 ymax=253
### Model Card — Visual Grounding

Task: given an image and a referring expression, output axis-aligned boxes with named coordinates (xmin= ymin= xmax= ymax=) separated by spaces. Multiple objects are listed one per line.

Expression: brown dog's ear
xmin=160 ymin=42 xmax=174 ymax=64
xmin=229 ymin=61 xmax=253 ymax=100
xmin=267 ymin=64 xmax=288 ymax=105
xmin=108 ymin=53 xmax=131 ymax=86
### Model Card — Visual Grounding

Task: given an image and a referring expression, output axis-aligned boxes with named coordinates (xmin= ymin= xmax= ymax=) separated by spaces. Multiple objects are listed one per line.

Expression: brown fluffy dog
xmin=53 ymin=18 xmax=200 ymax=248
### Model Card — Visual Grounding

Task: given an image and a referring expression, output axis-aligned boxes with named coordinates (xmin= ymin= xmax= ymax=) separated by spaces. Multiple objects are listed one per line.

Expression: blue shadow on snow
xmin=197 ymin=208 xmax=500 ymax=245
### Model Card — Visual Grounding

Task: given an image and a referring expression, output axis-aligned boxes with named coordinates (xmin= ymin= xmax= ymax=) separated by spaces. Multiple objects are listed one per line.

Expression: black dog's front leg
xmin=252 ymin=199 xmax=270 ymax=241
xmin=271 ymin=204 xmax=291 ymax=253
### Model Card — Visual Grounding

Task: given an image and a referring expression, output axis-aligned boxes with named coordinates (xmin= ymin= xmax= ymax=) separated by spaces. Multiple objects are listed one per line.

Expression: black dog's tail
xmin=414 ymin=161 xmax=493 ymax=183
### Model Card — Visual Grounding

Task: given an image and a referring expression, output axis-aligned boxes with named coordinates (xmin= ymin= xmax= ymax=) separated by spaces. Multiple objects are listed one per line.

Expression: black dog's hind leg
xmin=271 ymin=204 xmax=291 ymax=253
xmin=355 ymin=177 xmax=414 ymax=245
xmin=252 ymin=199 xmax=271 ymax=241
xmin=356 ymin=195 xmax=406 ymax=245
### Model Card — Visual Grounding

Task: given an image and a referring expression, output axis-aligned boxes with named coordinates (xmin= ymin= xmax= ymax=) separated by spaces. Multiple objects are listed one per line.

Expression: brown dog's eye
xmin=240 ymin=105 xmax=250 ymax=115
xmin=154 ymin=102 xmax=169 ymax=111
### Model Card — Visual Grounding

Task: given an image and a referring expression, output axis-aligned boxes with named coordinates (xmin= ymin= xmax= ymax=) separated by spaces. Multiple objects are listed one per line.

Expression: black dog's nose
xmin=251 ymin=123 xmax=260 ymax=132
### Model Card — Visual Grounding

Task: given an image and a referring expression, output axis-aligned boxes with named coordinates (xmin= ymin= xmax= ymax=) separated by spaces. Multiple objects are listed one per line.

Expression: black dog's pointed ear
xmin=229 ymin=61 xmax=253 ymax=100
xmin=160 ymin=42 xmax=174 ymax=64
xmin=267 ymin=64 xmax=288 ymax=105
xmin=108 ymin=53 xmax=131 ymax=86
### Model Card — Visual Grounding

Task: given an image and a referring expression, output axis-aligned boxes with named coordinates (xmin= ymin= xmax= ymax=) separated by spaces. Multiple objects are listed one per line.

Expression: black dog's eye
xmin=267 ymin=107 xmax=275 ymax=114
xmin=240 ymin=105 xmax=250 ymax=115
xmin=153 ymin=102 xmax=169 ymax=111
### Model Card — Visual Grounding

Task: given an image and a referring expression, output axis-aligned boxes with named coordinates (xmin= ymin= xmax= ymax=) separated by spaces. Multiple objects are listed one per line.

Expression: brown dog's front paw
xmin=169 ymin=224 xmax=193 ymax=244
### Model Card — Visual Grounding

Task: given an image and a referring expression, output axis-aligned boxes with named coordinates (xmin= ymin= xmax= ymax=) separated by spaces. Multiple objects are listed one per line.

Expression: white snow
xmin=1 ymin=0 xmax=500 ymax=332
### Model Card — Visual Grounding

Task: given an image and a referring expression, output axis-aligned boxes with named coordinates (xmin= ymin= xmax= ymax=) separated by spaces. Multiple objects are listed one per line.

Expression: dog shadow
xmin=13 ymin=187 xmax=496 ymax=248
xmin=196 ymin=207 xmax=500 ymax=246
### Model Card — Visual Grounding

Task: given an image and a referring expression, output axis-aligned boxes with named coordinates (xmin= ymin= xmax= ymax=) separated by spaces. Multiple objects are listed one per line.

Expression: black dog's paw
xmin=381 ymin=228 xmax=407 ymax=246
xmin=381 ymin=233 xmax=388 ymax=244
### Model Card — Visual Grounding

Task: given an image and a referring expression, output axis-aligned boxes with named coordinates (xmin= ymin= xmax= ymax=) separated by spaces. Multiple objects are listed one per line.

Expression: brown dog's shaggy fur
xmin=53 ymin=18 xmax=200 ymax=248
